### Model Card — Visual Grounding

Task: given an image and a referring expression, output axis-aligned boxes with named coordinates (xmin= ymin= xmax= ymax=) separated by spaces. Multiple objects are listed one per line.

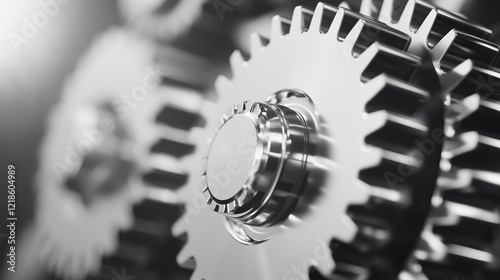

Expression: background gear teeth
xmin=34 ymin=28 xmax=156 ymax=280
xmin=359 ymin=0 xmax=500 ymax=279
xmin=173 ymin=3 xmax=446 ymax=280
xmin=34 ymin=17 xmax=224 ymax=278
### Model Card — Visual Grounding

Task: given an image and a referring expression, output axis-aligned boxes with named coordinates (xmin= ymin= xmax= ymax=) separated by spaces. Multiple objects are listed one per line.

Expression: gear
xmin=34 ymin=28 xmax=158 ymax=280
xmin=118 ymin=0 xmax=207 ymax=41
xmin=172 ymin=3 xmax=445 ymax=279
xmin=34 ymin=27 xmax=209 ymax=280
xmin=359 ymin=0 xmax=500 ymax=279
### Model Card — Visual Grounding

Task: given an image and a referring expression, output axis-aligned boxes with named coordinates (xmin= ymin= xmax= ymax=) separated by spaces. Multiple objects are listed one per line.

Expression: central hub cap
xmin=203 ymin=100 xmax=309 ymax=227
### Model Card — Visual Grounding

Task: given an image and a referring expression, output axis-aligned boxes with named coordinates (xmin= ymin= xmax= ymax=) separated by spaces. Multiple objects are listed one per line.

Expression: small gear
xmin=360 ymin=0 xmax=500 ymax=279
xmin=34 ymin=28 xmax=158 ymax=280
xmin=118 ymin=0 xmax=207 ymax=41
xmin=173 ymin=3 xmax=445 ymax=279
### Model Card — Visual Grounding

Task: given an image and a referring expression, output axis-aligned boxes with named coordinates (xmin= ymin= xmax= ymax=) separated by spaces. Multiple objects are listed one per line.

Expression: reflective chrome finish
xmin=203 ymin=97 xmax=312 ymax=243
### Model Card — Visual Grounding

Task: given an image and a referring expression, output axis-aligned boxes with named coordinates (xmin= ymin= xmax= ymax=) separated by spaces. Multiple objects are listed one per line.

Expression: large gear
xmin=172 ymin=3 xmax=449 ymax=279
xmin=359 ymin=0 xmax=500 ymax=279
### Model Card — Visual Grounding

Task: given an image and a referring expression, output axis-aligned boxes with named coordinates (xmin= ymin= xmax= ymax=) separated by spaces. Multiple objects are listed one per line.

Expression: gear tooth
xmin=215 ymin=75 xmax=232 ymax=96
xmin=271 ymin=15 xmax=285 ymax=40
xmin=416 ymin=231 xmax=447 ymax=261
xmin=352 ymin=180 xmax=371 ymax=204
xmin=308 ymin=3 xmax=325 ymax=33
xmin=431 ymin=203 xmax=461 ymax=226
xmin=438 ymin=169 xmax=473 ymax=190
xmin=103 ymin=232 xmax=116 ymax=255
xmin=315 ymin=244 xmax=335 ymax=276
xmin=365 ymin=110 xmax=388 ymax=135
xmin=149 ymin=154 xmax=187 ymax=176
xmin=327 ymin=7 xmax=344 ymax=36
xmin=361 ymin=146 xmax=383 ymax=169
xmin=431 ymin=29 xmax=457 ymax=64
xmin=290 ymin=6 xmax=304 ymax=35
xmin=177 ymin=243 xmax=195 ymax=269
xmin=445 ymin=131 xmax=479 ymax=158
xmin=339 ymin=1 xmax=350 ymax=9
xmin=416 ymin=9 xmax=438 ymax=38
xmin=356 ymin=42 xmax=380 ymax=73
xmin=339 ymin=214 xmax=359 ymax=242
xmin=446 ymin=94 xmax=480 ymax=129
xmin=360 ymin=0 xmax=375 ymax=17
xmin=397 ymin=0 xmax=416 ymax=30
xmin=441 ymin=59 xmax=473 ymax=93
xmin=475 ymin=170 xmax=500 ymax=187
xmin=172 ymin=217 xmax=188 ymax=237
xmin=249 ymin=32 xmax=264 ymax=57
xmin=461 ymin=93 xmax=481 ymax=115
xmin=363 ymin=74 xmax=387 ymax=102
xmin=378 ymin=0 xmax=394 ymax=23
xmin=343 ymin=20 xmax=364 ymax=55
xmin=229 ymin=50 xmax=246 ymax=76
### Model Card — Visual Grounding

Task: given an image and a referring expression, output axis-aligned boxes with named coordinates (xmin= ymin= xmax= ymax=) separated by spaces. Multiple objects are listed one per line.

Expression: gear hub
xmin=204 ymin=99 xmax=310 ymax=238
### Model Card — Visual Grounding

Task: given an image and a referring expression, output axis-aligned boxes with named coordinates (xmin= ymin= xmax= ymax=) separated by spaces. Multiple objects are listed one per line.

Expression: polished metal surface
xmin=205 ymin=100 xmax=308 ymax=219
xmin=203 ymin=99 xmax=311 ymax=243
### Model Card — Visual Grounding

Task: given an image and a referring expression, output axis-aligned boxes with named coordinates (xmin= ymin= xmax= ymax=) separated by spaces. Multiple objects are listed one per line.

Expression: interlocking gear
xmin=172 ymin=3 xmax=447 ymax=279
xmin=360 ymin=0 xmax=500 ymax=279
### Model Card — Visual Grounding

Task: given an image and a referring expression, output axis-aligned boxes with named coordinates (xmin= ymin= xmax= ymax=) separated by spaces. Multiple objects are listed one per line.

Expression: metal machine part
xmin=172 ymin=2 xmax=452 ymax=279
xmin=34 ymin=27 xmax=211 ymax=280
xmin=359 ymin=0 xmax=500 ymax=279
xmin=32 ymin=1 xmax=500 ymax=280
xmin=34 ymin=28 xmax=155 ymax=279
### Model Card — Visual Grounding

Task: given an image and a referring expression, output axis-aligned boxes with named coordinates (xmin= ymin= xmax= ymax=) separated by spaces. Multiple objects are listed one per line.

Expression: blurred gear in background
xmin=34 ymin=28 xmax=155 ymax=279
xmin=7 ymin=0 xmax=500 ymax=280
xmin=33 ymin=25 xmax=212 ymax=280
